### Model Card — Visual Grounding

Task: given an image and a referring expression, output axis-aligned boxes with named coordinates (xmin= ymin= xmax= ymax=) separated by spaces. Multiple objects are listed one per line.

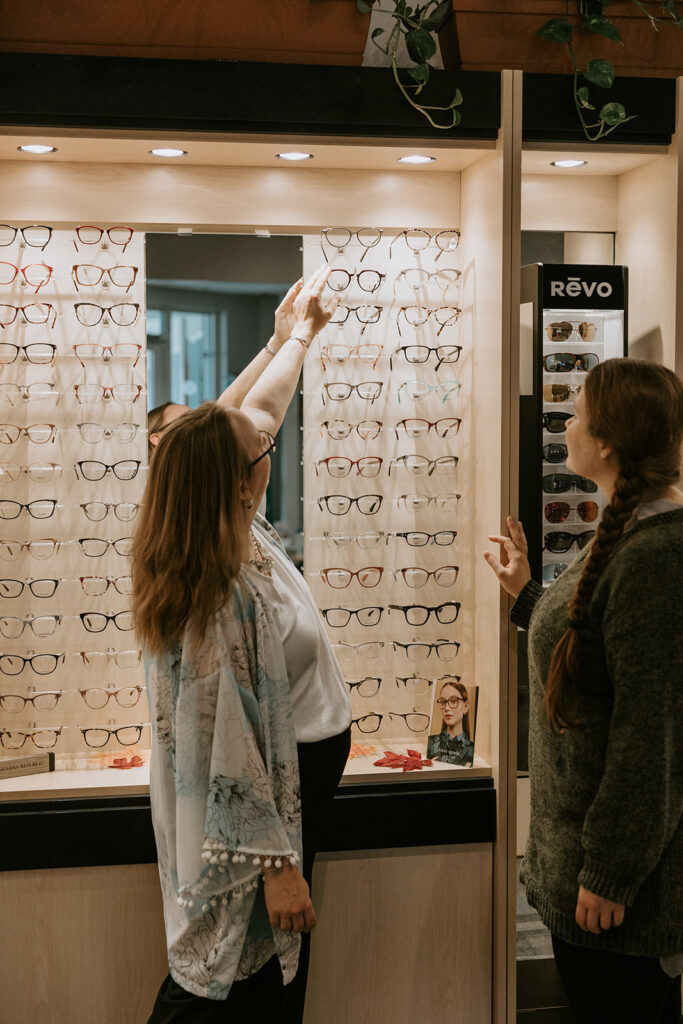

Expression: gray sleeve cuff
xmin=509 ymin=580 xmax=544 ymax=630
xmin=577 ymin=855 xmax=641 ymax=907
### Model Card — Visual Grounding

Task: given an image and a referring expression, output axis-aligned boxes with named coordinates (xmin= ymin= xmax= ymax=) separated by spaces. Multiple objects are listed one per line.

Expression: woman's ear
xmin=149 ymin=432 xmax=161 ymax=449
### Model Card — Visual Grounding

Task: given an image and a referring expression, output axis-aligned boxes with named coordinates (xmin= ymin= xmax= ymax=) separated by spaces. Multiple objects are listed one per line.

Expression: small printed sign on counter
xmin=0 ymin=753 xmax=55 ymax=780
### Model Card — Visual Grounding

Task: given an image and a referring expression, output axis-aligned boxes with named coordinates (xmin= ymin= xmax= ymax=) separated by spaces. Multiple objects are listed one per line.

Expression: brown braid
xmin=544 ymin=359 xmax=683 ymax=733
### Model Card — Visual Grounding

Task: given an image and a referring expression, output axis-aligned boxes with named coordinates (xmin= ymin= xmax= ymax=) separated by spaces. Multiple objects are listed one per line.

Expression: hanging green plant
xmin=539 ymin=0 xmax=682 ymax=141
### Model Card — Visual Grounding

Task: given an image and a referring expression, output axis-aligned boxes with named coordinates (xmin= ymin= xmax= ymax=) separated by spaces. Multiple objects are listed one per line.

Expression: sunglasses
xmin=542 ymin=412 xmax=572 ymax=433
xmin=543 ymin=383 xmax=581 ymax=403
xmin=544 ymin=501 xmax=599 ymax=524
xmin=542 ymin=562 xmax=569 ymax=581
xmin=542 ymin=473 xmax=598 ymax=494
xmin=543 ymin=530 xmax=596 ymax=553
xmin=543 ymin=443 xmax=568 ymax=464
xmin=543 ymin=352 xmax=599 ymax=373
xmin=545 ymin=321 xmax=597 ymax=343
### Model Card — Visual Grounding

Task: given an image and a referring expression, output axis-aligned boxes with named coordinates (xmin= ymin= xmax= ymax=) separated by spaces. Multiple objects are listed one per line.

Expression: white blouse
xmin=248 ymin=521 xmax=352 ymax=744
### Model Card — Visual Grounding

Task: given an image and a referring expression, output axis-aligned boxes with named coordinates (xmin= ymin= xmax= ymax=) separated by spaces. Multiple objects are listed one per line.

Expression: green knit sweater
xmin=511 ymin=507 xmax=683 ymax=956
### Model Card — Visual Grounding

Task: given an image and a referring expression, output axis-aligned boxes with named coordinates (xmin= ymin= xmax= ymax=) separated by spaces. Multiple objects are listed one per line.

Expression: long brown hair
xmin=132 ymin=402 xmax=251 ymax=655
xmin=439 ymin=679 xmax=471 ymax=738
xmin=545 ymin=358 xmax=683 ymax=732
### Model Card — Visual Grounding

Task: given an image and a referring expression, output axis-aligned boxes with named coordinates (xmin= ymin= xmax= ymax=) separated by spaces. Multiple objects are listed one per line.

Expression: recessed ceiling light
xmin=398 ymin=154 xmax=436 ymax=164
xmin=551 ymin=159 xmax=587 ymax=168
xmin=149 ymin=148 xmax=187 ymax=158
xmin=275 ymin=152 xmax=313 ymax=161
xmin=17 ymin=144 xmax=57 ymax=155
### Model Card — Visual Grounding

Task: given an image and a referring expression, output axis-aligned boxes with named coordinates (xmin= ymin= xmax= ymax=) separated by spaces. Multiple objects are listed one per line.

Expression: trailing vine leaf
xmin=599 ymin=101 xmax=627 ymax=125
xmin=576 ymin=86 xmax=595 ymax=108
xmin=584 ymin=58 xmax=616 ymax=87
xmin=407 ymin=62 xmax=431 ymax=86
xmin=405 ymin=27 xmax=437 ymax=62
xmin=356 ymin=0 xmax=373 ymax=12
xmin=583 ymin=16 xmax=624 ymax=42
xmin=539 ymin=17 xmax=574 ymax=42
xmin=422 ymin=0 xmax=451 ymax=31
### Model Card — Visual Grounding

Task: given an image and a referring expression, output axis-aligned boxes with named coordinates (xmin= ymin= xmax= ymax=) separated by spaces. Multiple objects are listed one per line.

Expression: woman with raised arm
xmin=133 ymin=268 xmax=352 ymax=1024
xmin=484 ymin=359 xmax=683 ymax=1024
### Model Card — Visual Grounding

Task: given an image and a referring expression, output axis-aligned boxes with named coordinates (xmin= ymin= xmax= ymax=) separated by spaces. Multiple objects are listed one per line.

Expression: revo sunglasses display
xmin=542 ymin=473 xmax=598 ymax=494
xmin=543 ymin=352 xmax=600 ymax=373
xmin=543 ymin=530 xmax=596 ymax=553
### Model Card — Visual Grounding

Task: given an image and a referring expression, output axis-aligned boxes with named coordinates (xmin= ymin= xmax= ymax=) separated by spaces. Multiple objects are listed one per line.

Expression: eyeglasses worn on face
xmin=436 ymin=695 xmax=467 ymax=710
xmin=0 ymin=224 xmax=52 ymax=251
xmin=249 ymin=431 xmax=277 ymax=469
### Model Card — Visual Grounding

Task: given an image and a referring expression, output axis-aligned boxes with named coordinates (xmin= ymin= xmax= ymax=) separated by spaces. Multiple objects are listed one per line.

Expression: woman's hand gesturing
xmin=483 ymin=516 xmax=532 ymax=599
xmin=272 ymin=278 xmax=304 ymax=349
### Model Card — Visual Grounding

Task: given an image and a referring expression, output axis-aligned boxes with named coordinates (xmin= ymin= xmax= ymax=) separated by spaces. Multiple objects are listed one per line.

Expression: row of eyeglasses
xmin=0 ymin=304 xmax=141 ymax=327
xmin=0 ymin=685 xmax=144 ymax=711
xmin=0 ymin=537 xmax=134 ymax=559
xmin=319 ymin=342 xmax=462 ymax=371
xmin=0 ymin=724 xmax=147 ymax=750
xmin=319 ymin=227 xmax=460 ymax=262
xmin=0 ymin=264 xmax=140 ymax=294
xmin=0 ymin=459 xmax=141 ymax=481
xmin=319 ymin=380 xmax=462 ymax=404
xmin=0 ymin=225 xmax=136 ymax=252
xmin=0 ymin=342 xmax=142 ymax=365
xmin=315 ymin=493 xmax=461 ymax=515
xmin=0 ymin=611 xmax=134 ymax=638
xmin=0 ymin=499 xmax=139 ymax=520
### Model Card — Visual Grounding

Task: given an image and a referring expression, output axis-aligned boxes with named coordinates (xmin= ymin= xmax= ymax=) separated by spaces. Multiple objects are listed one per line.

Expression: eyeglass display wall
xmin=303 ymin=228 xmax=485 ymax=777
xmin=0 ymin=226 xmax=149 ymax=769
xmin=519 ymin=263 xmax=627 ymax=586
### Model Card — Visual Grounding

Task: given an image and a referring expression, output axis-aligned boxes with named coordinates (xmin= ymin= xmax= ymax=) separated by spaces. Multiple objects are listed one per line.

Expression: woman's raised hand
xmin=291 ymin=266 xmax=339 ymax=344
xmin=483 ymin=516 xmax=532 ymax=599
xmin=272 ymin=278 xmax=304 ymax=348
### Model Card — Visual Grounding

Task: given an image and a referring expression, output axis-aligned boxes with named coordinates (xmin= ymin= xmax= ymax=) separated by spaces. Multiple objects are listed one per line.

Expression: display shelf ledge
xmin=341 ymin=752 xmax=491 ymax=786
xmin=0 ymin=765 xmax=150 ymax=803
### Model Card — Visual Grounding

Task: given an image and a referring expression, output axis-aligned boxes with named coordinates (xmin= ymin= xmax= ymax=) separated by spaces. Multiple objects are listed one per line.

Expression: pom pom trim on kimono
xmin=173 ymin=840 xmax=301 ymax=914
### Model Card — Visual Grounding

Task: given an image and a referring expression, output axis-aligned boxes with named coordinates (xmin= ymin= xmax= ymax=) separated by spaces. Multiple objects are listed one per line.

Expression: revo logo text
xmin=550 ymin=276 xmax=613 ymax=299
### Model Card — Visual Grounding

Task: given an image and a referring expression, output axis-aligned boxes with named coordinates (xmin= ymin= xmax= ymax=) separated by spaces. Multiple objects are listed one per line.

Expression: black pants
xmin=552 ymin=934 xmax=682 ymax=1024
xmin=147 ymin=727 xmax=351 ymax=1024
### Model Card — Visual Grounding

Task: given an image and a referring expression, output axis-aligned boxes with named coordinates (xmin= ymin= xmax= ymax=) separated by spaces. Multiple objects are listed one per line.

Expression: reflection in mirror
xmin=145 ymin=233 xmax=304 ymax=562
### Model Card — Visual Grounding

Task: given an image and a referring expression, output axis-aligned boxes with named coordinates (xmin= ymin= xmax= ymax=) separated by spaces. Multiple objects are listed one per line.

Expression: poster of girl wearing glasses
xmin=427 ymin=679 xmax=478 ymax=767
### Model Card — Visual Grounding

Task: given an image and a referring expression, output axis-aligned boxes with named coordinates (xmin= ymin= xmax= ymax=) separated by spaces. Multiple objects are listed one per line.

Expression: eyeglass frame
xmin=249 ymin=431 xmax=277 ymax=469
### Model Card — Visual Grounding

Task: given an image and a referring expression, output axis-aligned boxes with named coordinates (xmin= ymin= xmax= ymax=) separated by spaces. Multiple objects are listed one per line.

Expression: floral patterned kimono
xmin=145 ymin=547 xmax=303 ymax=999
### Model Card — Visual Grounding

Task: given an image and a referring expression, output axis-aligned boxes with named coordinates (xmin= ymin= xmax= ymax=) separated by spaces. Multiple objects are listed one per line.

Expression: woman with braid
xmin=485 ymin=358 xmax=683 ymax=1024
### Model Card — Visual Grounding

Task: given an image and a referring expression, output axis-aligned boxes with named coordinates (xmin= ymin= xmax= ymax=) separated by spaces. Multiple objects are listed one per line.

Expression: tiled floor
xmin=517 ymin=857 xmax=569 ymax=1020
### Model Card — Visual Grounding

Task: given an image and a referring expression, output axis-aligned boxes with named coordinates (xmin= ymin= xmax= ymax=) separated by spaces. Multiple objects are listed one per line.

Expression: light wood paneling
xmin=522 ymin=173 xmax=618 ymax=233
xmin=305 ymin=844 xmax=493 ymax=1024
xmin=0 ymin=161 xmax=460 ymax=234
xmin=0 ymin=863 xmax=168 ymax=1024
